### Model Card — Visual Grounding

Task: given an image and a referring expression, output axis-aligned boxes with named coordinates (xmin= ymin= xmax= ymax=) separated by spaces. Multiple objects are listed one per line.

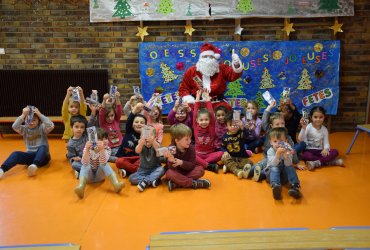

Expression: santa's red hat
xmin=200 ymin=43 xmax=221 ymax=60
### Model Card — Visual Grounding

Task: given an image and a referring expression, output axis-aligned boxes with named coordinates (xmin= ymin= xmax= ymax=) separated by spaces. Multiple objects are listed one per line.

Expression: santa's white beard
xmin=196 ymin=58 xmax=219 ymax=77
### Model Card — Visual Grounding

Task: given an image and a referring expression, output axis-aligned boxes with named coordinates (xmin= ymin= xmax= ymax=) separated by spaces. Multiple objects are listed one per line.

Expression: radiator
xmin=0 ymin=70 xmax=109 ymax=116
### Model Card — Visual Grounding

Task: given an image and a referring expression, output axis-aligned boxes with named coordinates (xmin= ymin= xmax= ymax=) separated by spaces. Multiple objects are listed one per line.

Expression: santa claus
xmin=178 ymin=43 xmax=243 ymax=109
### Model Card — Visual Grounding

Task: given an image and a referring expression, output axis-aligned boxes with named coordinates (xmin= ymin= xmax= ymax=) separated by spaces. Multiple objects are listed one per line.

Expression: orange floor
xmin=0 ymin=132 xmax=370 ymax=250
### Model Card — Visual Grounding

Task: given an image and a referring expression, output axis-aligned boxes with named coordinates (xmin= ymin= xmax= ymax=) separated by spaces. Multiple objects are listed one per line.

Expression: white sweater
xmin=298 ymin=123 xmax=330 ymax=150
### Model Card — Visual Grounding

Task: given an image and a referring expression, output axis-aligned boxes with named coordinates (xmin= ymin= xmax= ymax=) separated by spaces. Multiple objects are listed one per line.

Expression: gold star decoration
xmin=184 ymin=24 xmax=196 ymax=36
xmin=136 ymin=26 xmax=149 ymax=41
xmin=282 ymin=20 xmax=295 ymax=37
xmin=329 ymin=19 xmax=343 ymax=36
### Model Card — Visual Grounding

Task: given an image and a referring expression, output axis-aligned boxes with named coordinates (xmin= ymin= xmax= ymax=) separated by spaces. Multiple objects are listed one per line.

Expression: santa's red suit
xmin=178 ymin=43 xmax=243 ymax=110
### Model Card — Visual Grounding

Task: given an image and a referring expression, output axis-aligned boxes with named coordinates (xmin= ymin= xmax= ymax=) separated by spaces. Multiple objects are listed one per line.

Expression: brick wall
xmin=0 ymin=0 xmax=369 ymax=131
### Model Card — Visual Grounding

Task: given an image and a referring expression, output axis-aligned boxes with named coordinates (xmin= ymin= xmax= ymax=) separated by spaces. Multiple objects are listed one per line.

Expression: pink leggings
xmin=196 ymin=151 xmax=223 ymax=168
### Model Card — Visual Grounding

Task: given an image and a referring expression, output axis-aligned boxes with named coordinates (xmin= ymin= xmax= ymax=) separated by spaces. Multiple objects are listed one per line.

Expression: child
xmin=242 ymin=100 xmax=263 ymax=153
xmin=74 ymin=128 xmax=124 ymax=199
xmin=0 ymin=106 xmax=54 ymax=178
xmin=99 ymin=92 xmax=123 ymax=162
xmin=214 ymin=105 xmax=229 ymax=151
xmin=253 ymin=100 xmax=299 ymax=182
xmin=128 ymin=125 xmax=165 ymax=192
xmin=165 ymin=124 xmax=210 ymax=191
xmin=143 ymin=94 xmax=164 ymax=144
xmin=193 ymin=89 xmax=223 ymax=173
xmin=116 ymin=103 xmax=147 ymax=177
xmin=278 ymin=98 xmax=301 ymax=144
xmin=298 ymin=106 xmax=343 ymax=170
xmin=123 ymin=94 xmax=144 ymax=117
xmin=266 ymin=127 xmax=301 ymax=200
xmin=221 ymin=112 xmax=253 ymax=179
xmin=66 ymin=115 xmax=88 ymax=179
xmin=62 ymin=86 xmax=87 ymax=140
xmin=167 ymin=99 xmax=193 ymax=128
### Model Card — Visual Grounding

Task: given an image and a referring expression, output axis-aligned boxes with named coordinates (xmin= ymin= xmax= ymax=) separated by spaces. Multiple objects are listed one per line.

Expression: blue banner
xmin=139 ymin=40 xmax=340 ymax=115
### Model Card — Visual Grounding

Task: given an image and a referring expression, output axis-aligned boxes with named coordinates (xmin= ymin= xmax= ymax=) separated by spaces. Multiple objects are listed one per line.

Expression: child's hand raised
xmin=134 ymin=103 xmax=144 ymax=114
xmin=202 ymin=88 xmax=210 ymax=101
xmin=22 ymin=106 xmax=30 ymax=116
xmin=85 ymin=141 xmax=93 ymax=149
xmin=33 ymin=107 xmax=41 ymax=117
xmin=195 ymin=89 xmax=202 ymax=101
xmin=266 ymin=99 xmax=276 ymax=111
xmin=67 ymin=86 xmax=74 ymax=95
xmin=299 ymin=117 xmax=307 ymax=129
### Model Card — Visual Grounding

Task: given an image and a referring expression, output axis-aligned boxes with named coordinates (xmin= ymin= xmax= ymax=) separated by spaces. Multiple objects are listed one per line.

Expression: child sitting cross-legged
xmin=74 ymin=128 xmax=124 ymax=199
xmin=165 ymin=124 xmax=211 ymax=191
xmin=221 ymin=112 xmax=253 ymax=179
xmin=128 ymin=125 xmax=165 ymax=192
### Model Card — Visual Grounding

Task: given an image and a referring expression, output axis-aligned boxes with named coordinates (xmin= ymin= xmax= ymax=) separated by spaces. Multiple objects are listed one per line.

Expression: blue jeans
xmin=71 ymin=161 xmax=82 ymax=172
xmin=1 ymin=145 xmax=50 ymax=172
xmin=128 ymin=166 xmax=165 ymax=185
xmin=268 ymin=165 xmax=300 ymax=186
xmin=294 ymin=141 xmax=306 ymax=156
xmin=80 ymin=164 xmax=114 ymax=183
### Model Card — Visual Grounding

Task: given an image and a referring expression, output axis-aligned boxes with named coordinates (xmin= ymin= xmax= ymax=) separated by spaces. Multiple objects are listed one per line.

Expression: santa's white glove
xmin=231 ymin=49 xmax=243 ymax=73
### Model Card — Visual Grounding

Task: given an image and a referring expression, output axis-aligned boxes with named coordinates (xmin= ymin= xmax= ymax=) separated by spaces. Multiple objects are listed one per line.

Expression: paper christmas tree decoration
xmin=225 ymin=78 xmax=245 ymax=98
xmin=255 ymin=91 xmax=266 ymax=109
xmin=160 ymin=62 xmax=178 ymax=83
xmin=259 ymin=67 xmax=276 ymax=89
xmin=112 ymin=0 xmax=132 ymax=18
xmin=157 ymin=0 xmax=175 ymax=15
xmin=236 ymin=0 xmax=254 ymax=14
xmin=319 ymin=0 xmax=339 ymax=12
xmin=297 ymin=68 xmax=313 ymax=90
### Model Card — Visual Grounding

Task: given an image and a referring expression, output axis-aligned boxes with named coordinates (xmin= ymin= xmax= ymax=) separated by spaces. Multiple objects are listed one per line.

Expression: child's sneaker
xmin=118 ymin=168 xmax=127 ymax=178
xmin=327 ymin=158 xmax=344 ymax=166
xmin=288 ymin=183 xmax=301 ymax=199
xmin=253 ymin=165 xmax=261 ymax=182
xmin=152 ymin=178 xmax=162 ymax=188
xmin=222 ymin=165 xmax=228 ymax=174
xmin=237 ymin=170 xmax=243 ymax=179
xmin=306 ymin=160 xmax=321 ymax=171
xmin=27 ymin=164 xmax=38 ymax=177
xmin=272 ymin=183 xmax=282 ymax=200
xmin=207 ymin=163 xmax=219 ymax=173
xmin=0 ymin=168 xmax=4 ymax=179
xmin=74 ymin=170 xmax=80 ymax=179
xmin=137 ymin=181 xmax=148 ymax=192
xmin=168 ymin=180 xmax=176 ymax=191
xmin=246 ymin=150 xmax=253 ymax=157
xmin=192 ymin=179 xmax=211 ymax=189
xmin=242 ymin=164 xmax=252 ymax=178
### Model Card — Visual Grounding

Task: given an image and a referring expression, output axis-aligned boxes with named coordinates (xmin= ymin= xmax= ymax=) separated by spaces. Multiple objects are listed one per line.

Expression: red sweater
xmin=193 ymin=101 xmax=216 ymax=154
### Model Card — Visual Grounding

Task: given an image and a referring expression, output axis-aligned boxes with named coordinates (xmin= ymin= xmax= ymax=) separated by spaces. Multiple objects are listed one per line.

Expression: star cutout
xmin=329 ymin=20 xmax=343 ymax=35
xmin=136 ymin=26 xmax=149 ymax=41
xmin=184 ymin=24 xmax=196 ymax=36
xmin=234 ymin=24 xmax=244 ymax=35
xmin=282 ymin=20 xmax=295 ymax=37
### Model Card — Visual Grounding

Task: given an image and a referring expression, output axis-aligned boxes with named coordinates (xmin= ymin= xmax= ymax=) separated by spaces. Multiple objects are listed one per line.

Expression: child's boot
xmin=207 ymin=163 xmax=219 ymax=173
xmin=168 ymin=180 xmax=177 ymax=191
xmin=253 ymin=165 xmax=261 ymax=182
xmin=108 ymin=172 xmax=125 ymax=193
xmin=74 ymin=176 xmax=87 ymax=199
xmin=306 ymin=160 xmax=321 ymax=171
xmin=192 ymin=179 xmax=211 ymax=189
xmin=272 ymin=183 xmax=282 ymax=200
xmin=288 ymin=183 xmax=302 ymax=199
xmin=0 ymin=168 xmax=4 ymax=179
